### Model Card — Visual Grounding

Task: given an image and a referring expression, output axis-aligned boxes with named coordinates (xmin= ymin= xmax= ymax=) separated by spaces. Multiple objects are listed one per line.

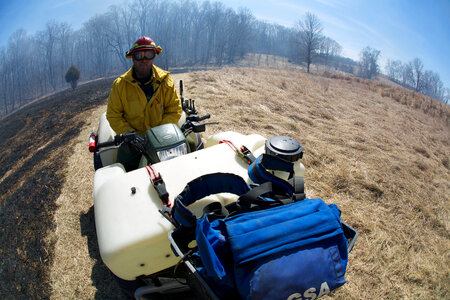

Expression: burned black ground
xmin=0 ymin=79 xmax=113 ymax=297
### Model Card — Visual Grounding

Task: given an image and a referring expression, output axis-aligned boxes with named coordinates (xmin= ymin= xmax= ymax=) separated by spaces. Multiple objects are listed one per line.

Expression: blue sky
xmin=1 ymin=0 xmax=449 ymax=88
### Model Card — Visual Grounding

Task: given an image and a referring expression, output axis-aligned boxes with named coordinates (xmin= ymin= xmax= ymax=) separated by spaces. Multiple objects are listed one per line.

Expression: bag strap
xmin=249 ymin=154 xmax=293 ymax=191
xmin=236 ymin=181 xmax=293 ymax=213
xmin=289 ymin=176 xmax=306 ymax=201
xmin=248 ymin=154 xmax=305 ymax=201
xmin=171 ymin=173 xmax=250 ymax=228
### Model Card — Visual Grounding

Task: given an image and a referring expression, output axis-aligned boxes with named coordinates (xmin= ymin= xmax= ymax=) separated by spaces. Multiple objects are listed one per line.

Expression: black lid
xmin=265 ymin=136 xmax=303 ymax=162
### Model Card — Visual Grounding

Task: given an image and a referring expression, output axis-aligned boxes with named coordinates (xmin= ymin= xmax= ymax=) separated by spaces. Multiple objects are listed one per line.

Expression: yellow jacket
xmin=107 ymin=65 xmax=182 ymax=135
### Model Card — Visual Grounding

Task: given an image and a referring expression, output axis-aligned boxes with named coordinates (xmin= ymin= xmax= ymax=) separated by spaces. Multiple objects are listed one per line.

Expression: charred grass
xmin=0 ymin=66 xmax=448 ymax=299
xmin=0 ymin=78 xmax=113 ymax=298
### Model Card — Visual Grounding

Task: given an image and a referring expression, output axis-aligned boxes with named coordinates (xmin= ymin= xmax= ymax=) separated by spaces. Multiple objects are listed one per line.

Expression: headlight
xmin=156 ymin=143 xmax=188 ymax=161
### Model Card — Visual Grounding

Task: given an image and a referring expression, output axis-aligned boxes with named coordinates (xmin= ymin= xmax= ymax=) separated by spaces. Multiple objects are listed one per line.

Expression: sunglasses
xmin=133 ymin=50 xmax=156 ymax=61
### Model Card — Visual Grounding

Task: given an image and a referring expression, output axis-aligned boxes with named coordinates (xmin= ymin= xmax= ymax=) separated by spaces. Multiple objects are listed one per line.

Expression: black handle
xmin=96 ymin=140 xmax=116 ymax=149
xmin=96 ymin=132 xmax=139 ymax=150
xmin=197 ymin=114 xmax=210 ymax=121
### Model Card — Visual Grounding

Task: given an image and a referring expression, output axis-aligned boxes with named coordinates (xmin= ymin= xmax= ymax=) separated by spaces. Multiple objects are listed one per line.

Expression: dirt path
xmin=49 ymin=104 xmax=125 ymax=299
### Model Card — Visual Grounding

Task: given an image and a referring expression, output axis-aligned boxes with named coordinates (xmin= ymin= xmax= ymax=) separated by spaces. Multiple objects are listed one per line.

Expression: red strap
xmin=219 ymin=139 xmax=238 ymax=152
xmin=146 ymin=165 xmax=160 ymax=181
xmin=220 ymin=140 xmax=255 ymax=165
xmin=145 ymin=165 xmax=172 ymax=207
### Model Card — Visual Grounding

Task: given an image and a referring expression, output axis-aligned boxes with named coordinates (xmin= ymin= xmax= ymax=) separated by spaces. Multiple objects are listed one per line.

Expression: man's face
xmin=132 ymin=50 xmax=155 ymax=78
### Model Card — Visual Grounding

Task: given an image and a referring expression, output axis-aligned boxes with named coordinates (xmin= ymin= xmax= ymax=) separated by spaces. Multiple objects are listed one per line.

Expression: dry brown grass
xmin=322 ymin=72 xmax=450 ymax=125
xmin=0 ymin=67 xmax=448 ymax=299
xmin=49 ymin=104 xmax=123 ymax=298
xmin=175 ymin=68 xmax=449 ymax=299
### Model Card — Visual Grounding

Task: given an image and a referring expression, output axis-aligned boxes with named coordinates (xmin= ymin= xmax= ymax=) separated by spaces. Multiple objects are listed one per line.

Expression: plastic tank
xmin=93 ymin=131 xmax=306 ymax=280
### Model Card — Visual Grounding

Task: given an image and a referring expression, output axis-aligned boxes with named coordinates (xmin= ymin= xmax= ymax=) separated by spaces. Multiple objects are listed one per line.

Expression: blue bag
xmin=171 ymin=168 xmax=350 ymax=299
xmin=196 ymin=198 xmax=348 ymax=300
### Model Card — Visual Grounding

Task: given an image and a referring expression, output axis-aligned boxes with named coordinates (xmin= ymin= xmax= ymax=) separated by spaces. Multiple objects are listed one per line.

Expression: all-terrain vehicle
xmin=89 ymin=81 xmax=357 ymax=299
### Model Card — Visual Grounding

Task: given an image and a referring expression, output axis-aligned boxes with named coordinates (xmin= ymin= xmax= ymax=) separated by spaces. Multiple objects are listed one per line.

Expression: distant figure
xmin=106 ymin=36 xmax=182 ymax=170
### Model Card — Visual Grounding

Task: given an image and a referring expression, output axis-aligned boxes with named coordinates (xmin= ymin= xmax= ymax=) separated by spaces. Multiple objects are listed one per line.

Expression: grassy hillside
xmin=0 ymin=67 xmax=448 ymax=299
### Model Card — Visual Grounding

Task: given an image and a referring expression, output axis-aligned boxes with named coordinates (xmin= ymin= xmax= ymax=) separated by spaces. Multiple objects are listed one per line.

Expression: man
xmin=106 ymin=36 xmax=182 ymax=170
xmin=107 ymin=36 xmax=182 ymax=135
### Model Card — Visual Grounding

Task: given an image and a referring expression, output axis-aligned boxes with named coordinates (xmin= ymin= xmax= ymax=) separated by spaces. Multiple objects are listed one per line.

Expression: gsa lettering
xmin=286 ymin=282 xmax=330 ymax=300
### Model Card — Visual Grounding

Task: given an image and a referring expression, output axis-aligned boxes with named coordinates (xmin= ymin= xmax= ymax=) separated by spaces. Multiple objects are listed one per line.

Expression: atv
xmin=89 ymin=81 xmax=357 ymax=299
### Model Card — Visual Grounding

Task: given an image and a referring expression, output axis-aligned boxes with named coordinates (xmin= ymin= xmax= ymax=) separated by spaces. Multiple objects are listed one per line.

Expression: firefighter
xmin=106 ymin=36 xmax=182 ymax=171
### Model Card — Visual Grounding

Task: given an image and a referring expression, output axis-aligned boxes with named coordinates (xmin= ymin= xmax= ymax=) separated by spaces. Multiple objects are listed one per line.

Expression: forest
xmin=0 ymin=0 xmax=447 ymax=117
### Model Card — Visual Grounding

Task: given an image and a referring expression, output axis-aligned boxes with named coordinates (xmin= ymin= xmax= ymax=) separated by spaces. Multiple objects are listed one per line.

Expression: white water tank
xmin=93 ymin=131 xmax=305 ymax=280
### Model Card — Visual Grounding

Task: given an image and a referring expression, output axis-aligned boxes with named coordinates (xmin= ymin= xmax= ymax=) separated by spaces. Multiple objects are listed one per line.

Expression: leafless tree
xmin=105 ymin=5 xmax=135 ymax=71
xmin=36 ymin=21 xmax=61 ymax=91
xmin=422 ymin=70 xmax=444 ymax=99
xmin=253 ymin=22 xmax=297 ymax=63
xmin=55 ymin=22 xmax=74 ymax=87
xmin=82 ymin=15 xmax=112 ymax=77
xmin=227 ymin=8 xmax=255 ymax=63
xmin=401 ymin=62 xmax=414 ymax=87
xmin=297 ymin=13 xmax=323 ymax=73
xmin=0 ymin=47 xmax=10 ymax=115
xmin=442 ymin=88 xmax=450 ymax=104
xmin=385 ymin=59 xmax=403 ymax=83
xmin=358 ymin=46 xmax=380 ymax=79
xmin=319 ymin=37 xmax=342 ymax=68
xmin=411 ymin=58 xmax=424 ymax=92
xmin=7 ymin=29 xmax=28 ymax=108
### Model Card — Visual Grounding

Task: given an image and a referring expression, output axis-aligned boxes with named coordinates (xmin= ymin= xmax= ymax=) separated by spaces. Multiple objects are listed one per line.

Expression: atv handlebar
xmin=197 ymin=114 xmax=210 ymax=121
xmin=186 ymin=114 xmax=210 ymax=122
xmin=96 ymin=132 xmax=141 ymax=150
xmin=92 ymin=114 xmax=216 ymax=153
xmin=182 ymin=114 xmax=216 ymax=135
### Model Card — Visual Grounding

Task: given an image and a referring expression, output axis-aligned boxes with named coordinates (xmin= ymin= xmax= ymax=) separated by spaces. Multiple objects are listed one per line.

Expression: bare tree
xmin=189 ymin=1 xmax=205 ymax=65
xmin=385 ymin=59 xmax=403 ymax=83
xmin=411 ymin=58 xmax=424 ymax=92
xmin=136 ymin=0 xmax=151 ymax=35
xmin=227 ymin=8 xmax=254 ymax=63
xmin=297 ymin=12 xmax=323 ymax=73
xmin=82 ymin=15 xmax=112 ymax=77
xmin=442 ymin=88 xmax=450 ymax=104
xmin=358 ymin=46 xmax=380 ymax=79
xmin=319 ymin=37 xmax=342 ymax=68
xmin=401 ymin=62 xmax=414 ymax=87
xmin=7 ymin=29 xmax=29 ymax=108
xmin=0 ymin=47 xmax=10 ymax=115
xmin=105 ymin=5 xmax=136 ymax=71
xmin=422 ymin=70 xmax=444 ymax=100
xmin=37 ymin=21 xmax=61 ymax=91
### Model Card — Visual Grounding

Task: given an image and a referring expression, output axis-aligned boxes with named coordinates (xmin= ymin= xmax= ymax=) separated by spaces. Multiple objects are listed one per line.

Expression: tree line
xmin=0 ymin=0 xmax=447 ymax=116
xmin=357 ymin=46 xmax=448 ymax=103
xmin=0 ymin=0 xmax=348 ymax=117
xmin=385 ymin=57 xmax=447 ymax=102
